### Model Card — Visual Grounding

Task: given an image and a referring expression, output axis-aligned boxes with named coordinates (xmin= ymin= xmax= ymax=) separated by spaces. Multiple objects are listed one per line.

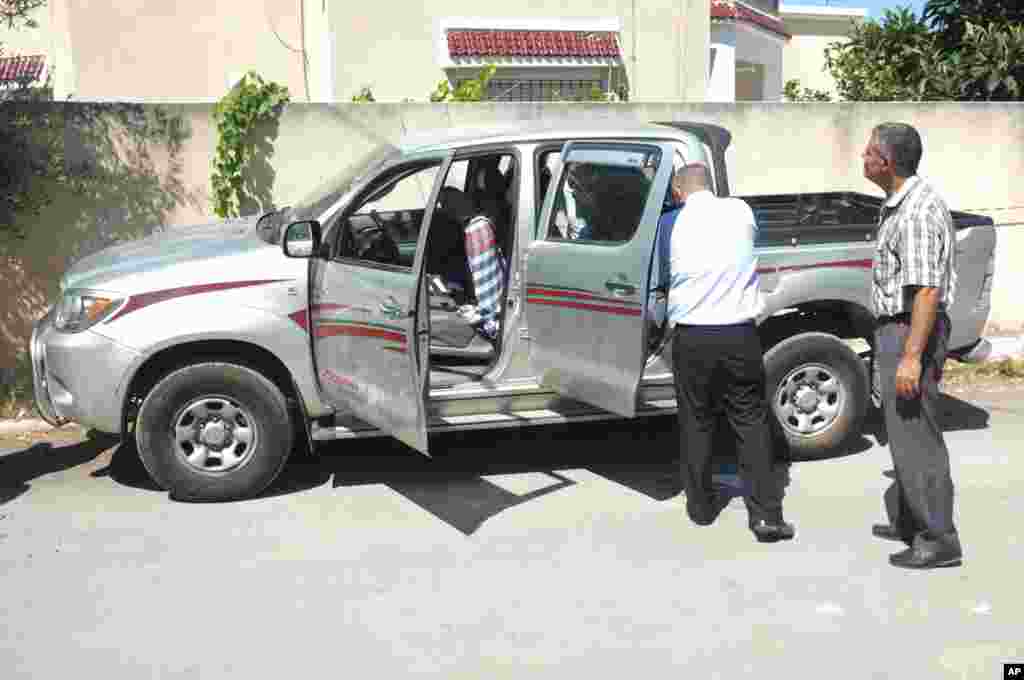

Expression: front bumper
xmin=30 ymin=309 xmax=140 ymax=433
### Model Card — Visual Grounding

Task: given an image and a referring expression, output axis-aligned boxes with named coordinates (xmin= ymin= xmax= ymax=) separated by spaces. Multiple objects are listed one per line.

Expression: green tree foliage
xmin=824 ymin=1 xmax=1024 ymax=101
xmin=429 ymin=64 xmax=497 ymax=102
xmin=923 ymin=0 xmax=1024 ymax=52
xmin=824 ymin=7 xmax=936 ymax=101
xmin=1 ymin=101 xmax=190 ymax=248
xmin=1 ymin=94 xmax=55 ymax=241
xmin=923 ymin=0 xmax=1024 ymax=99
xmin=782 ymin=79 xmax=833 ymax=102
xmin=0 ymin=0 xmax=45 ymax=30
xmin=1 ymin=0 xmax=50 ymax=242
xmin=210 ymin=71 xmax=291 ymax=218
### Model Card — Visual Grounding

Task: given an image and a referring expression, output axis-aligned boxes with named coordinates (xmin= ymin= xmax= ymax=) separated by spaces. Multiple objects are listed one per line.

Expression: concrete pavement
xmin=1 ymin=387 xmax=1022 ymax=678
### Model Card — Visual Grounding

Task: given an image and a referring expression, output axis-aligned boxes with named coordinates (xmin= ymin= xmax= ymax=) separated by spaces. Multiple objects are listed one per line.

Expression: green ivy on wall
xmin=429 ymin=64 xmax=497 ymax=102
xmin=210 ymin=71 xmax=291 ymax=218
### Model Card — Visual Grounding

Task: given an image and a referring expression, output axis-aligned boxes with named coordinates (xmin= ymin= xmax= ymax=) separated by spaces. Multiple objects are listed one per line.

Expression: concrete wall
xmin=780 ymin=8 xmax=865 ymax=99
xmin=3 ymin=102 xmax=1023 ymax=370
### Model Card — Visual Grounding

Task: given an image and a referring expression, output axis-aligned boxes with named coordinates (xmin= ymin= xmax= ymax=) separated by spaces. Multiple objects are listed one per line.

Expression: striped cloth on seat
xmin=463 ymin=215 xmax=505 ymax=340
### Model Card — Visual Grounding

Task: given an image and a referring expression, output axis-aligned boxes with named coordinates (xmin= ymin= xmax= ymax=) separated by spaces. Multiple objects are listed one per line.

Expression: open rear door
xmin=525 ymin=141 xmax=675 ymax=417
xmin=310 ymin=151 xmax=453 ymax=454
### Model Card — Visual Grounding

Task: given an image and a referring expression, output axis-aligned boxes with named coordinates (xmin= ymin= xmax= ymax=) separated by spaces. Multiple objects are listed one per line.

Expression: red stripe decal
xmin=526 ymin=286 xmax=642 ymax=307
xmin=109 ymin=279 xmax=288 ymax=322
xmin=526 ymin=297 xmax=643 ymax=317
xmin=315 ymin=324 xmax=406 ymax=343
xmin=289 ymin=303 xmax=353 ymax=331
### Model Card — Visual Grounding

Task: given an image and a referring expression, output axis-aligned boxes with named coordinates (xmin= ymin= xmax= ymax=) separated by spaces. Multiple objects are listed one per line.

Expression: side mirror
xmin=282 ymin=220 xmax=322 ymax=258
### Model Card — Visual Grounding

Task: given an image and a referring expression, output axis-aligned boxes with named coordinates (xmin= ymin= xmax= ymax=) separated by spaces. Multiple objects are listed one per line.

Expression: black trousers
xmin=875 ymin=314 xmax=958 ymax=543
xmin=670 ymin=322 xmax=785 ymax=524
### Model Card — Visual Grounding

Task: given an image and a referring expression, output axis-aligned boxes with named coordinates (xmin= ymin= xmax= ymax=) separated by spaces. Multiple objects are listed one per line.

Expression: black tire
xmin=135 ymin=362 xmax=294 ymax=502
xmin=764 ymin=332 xmax=869 ymax=460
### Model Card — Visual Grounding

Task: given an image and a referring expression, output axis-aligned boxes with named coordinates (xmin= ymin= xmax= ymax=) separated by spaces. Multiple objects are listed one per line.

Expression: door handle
xmin=604 ymin=280 xmax=637 ymax=297
xmin=379 ymin=297 xmax=405 ymax=318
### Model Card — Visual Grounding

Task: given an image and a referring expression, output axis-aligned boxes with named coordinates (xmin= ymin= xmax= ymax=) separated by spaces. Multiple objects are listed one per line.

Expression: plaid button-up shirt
xmin=871 ymin=176 xmax=957 ymax=318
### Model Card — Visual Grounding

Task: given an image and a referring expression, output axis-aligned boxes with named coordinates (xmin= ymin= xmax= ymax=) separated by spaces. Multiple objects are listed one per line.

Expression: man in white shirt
xmin=667 ymin=163 xmax=794 ymax=543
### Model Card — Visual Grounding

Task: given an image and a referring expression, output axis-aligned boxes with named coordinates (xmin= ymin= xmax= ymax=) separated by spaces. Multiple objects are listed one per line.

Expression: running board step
xmin=311 ymin=400 xmax=678 ymax=441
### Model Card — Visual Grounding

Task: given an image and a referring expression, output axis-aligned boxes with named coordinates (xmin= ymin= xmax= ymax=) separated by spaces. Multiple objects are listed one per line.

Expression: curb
xmin=0 ymin=419 xmax=82 ymax=437
xmin=970 ymin=335 xmax=1024 ymax=363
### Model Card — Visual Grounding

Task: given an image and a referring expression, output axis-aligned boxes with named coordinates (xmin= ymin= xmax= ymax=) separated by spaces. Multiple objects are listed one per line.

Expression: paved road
xmin=2 ymin=388 xmax=1023 ymax=679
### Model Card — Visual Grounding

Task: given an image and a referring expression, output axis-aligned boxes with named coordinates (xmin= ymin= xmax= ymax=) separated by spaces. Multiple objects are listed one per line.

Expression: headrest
xmin=475 ymin=164 xmax=508 ymax=196
xmin=437 ymin=186 xmax=475 ymax=223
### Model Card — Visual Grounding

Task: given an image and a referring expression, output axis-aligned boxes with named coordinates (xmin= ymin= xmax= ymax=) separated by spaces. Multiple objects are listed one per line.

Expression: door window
xmin=544 ymin=147 xmax=660 ymax=244
xmin=335 ymin=162 xmax=442 ymax=268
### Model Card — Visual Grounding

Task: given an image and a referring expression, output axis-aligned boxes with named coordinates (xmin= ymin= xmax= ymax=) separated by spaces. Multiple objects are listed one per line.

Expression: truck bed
xmin=740 ymin=191 xmax=994 ymax=248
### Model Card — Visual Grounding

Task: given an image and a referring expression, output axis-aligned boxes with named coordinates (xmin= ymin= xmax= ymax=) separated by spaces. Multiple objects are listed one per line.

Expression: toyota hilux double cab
xmin=31 ymin=122 xmax=997 ymax=501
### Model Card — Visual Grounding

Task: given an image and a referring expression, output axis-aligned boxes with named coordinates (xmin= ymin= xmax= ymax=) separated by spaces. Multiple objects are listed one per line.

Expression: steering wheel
xmin=351 ymin=209 xmax=387 ymax=239
xmin=352 ymin=213 xmax=399 ymax=264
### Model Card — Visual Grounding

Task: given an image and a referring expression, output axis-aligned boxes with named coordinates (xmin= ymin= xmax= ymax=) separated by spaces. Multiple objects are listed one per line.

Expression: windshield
xmin=256 ymin=143 xmax=401 ymax=244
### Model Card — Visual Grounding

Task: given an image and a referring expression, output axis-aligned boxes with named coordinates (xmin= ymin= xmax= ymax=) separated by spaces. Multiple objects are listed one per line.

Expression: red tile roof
xmin=447 ymin=30 xmax=621 ymax=59
xmin=711 ymin=0 xmax=790 ymax=38
xmin=0 ymin=54 xmax=46 ymax=85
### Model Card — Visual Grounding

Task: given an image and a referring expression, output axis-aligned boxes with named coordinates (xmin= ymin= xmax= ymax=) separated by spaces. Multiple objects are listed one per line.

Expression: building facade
xmin=0 ymin=0 xmax=862 ymax=103
xmin=780 ymin=4 xmax=866 ymax=99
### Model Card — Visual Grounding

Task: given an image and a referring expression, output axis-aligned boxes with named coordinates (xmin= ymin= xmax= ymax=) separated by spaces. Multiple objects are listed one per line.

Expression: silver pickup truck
xmin=30 ymin=122 xmax=997 ymax=501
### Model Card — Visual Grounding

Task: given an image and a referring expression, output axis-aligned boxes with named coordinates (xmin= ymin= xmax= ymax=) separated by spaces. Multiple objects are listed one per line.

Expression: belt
xmin=876 ymin=313 xmax=911 ymax=326
xmin=876 ymin=309 xmax=950 ymax=327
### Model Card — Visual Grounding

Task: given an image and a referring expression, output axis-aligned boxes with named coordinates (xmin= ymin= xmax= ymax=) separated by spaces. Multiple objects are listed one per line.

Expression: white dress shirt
xmin=666 ymin=190 xmax=764 ymax=326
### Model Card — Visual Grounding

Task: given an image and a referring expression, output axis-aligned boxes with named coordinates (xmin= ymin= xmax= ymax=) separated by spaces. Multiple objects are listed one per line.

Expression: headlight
xmin=54 ymin=290 xmax=124 ymax=332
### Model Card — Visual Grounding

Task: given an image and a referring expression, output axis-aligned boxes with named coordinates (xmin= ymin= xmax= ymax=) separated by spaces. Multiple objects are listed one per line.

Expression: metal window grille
xmin=457 ymin=78 xmax=606 ymax=102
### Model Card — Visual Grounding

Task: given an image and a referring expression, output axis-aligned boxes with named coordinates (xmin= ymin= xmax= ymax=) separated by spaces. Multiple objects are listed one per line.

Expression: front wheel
xmin=135 ymin=362 xmax=294 ymax=502
xmin=764 ymin=332 xmax=869 ymax=460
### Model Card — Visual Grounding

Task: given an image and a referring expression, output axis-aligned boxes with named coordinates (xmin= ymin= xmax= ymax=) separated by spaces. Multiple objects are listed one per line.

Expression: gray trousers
xmin=875 ymin=313 xmax=958 ymax=543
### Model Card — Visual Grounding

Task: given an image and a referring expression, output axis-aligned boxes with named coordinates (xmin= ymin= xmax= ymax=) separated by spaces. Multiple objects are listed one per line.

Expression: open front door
xmin=310 ymin=151 xmax=453 ymax=454
xmin=525 ymin=141 xmax=674 ymax=417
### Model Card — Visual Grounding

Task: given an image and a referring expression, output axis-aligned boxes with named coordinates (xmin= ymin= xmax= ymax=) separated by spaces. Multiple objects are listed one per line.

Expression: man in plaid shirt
xmin=864 ymin=122 xmax=962 ymax=569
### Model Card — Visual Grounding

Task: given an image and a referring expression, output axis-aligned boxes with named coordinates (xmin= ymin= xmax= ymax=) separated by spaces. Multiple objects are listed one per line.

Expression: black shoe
xmin=686 ymin=490 xmax=731 ymax=527
xmin=750 ymin=518 xmax=796 ymax=543
xmin=872 ymin=523 xmax=911 ymax=543
xmin=889 ymin=538 xmax=962 ymax=569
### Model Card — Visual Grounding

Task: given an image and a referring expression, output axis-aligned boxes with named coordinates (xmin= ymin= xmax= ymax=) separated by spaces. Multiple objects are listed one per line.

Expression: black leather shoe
xmin=889 ymin=538 xmax=962 ymax=569
xmin=750 ymin=519 xmax=796 ymax=543
xmin=686 ymin=490 xmax=731 ymax=526
xmin=872 ymin=523 xmax=911 ymax=543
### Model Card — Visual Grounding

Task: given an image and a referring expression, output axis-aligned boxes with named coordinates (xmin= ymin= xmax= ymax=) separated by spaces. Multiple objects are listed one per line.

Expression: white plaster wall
xmin=780 ymin=8 xmax=864 ymax=99
xmin=708 ymin=24 xmax=736 ymax=102
xmin=735 ymin=23 xmax=784 ymax=101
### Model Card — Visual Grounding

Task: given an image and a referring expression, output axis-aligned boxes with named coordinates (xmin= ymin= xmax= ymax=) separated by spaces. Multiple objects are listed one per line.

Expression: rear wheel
xmin=764 ymin=332 xmax=869 ymax=460
xmin=135 ymin=362 xmax=294 ymax=501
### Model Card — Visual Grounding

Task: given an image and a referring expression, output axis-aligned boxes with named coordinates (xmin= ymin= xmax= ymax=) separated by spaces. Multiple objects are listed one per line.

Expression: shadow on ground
xmin=0 ymin=431 xmax=118 ymax=506
xmin=90 ymin=437 xmax=162 ymax=491
xmin=8 ymin=392 xmax=993 ymax=536
xmin=862 ymin=392 xmax=991 ymax=447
